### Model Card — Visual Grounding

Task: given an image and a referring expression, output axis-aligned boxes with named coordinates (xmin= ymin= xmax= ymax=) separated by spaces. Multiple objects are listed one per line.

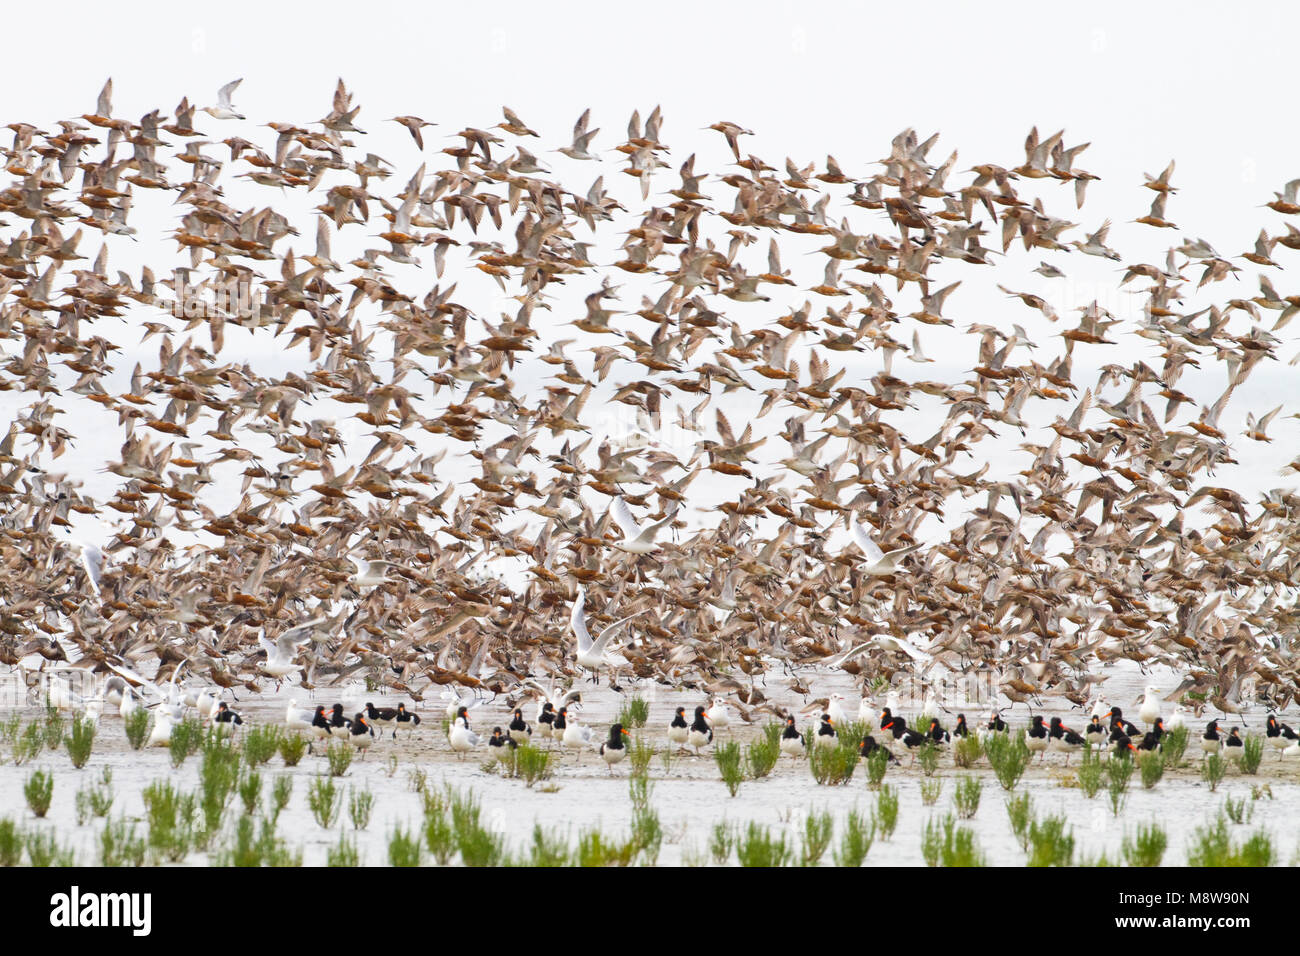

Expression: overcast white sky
xmin=4 ymin=2 xmax=1300 ymax=571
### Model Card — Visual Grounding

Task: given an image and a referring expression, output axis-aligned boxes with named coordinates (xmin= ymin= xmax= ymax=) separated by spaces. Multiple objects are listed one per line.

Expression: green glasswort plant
xmin=0 ymin=818 xmax=21 ymax=866
xmin=736 ymin=822 xmax=792 ymax=867
xmin=142 ymin=779 xmax=196 ymax=863
xmin=66 ymin=714 xmax=96 ymax=769
xmin=715 ymin=741 xmax=744 ymax=797
xmin=952 ymin=775 xmax=982 ymax=819
xmin=529 ymin=824 xmax=571 ymax=867
xmin=267 ymin=774 xmax=293 ymax=825
xmin=916 ymin=741 xmax=940 ymax=777
xmin=279 ymin=732 xmax=308 ymax=767
xmin=1160 ymin=726 xmax=1188 ymax=767
xmin=349 ymin=787 xmax=375 ymax=830
xmin=1076 ymin=745 xmax=1104 ymax=798
xmin=1138 ymin=751 xmax=1164 ymax=789
xmin=326 ymin=741 xmax=353 ymax=777
xmin=24 ymin=769 xmax=53 ymax=818
xmin=123 ymin=709 xmax=150 ymax=751
xmin=832 ymin=807 xmax=876 ymax=867
xmin=1105 ymin=752 xmax=1133 ymax=816
xmin=1006 ymin=793 xmax=1034 ymax=853
xmin=875 ymin=784 xmax=900 ymax=840
xmin=1237 ymin=735 xmax=1264 ymax=775
xmin=1223 ymin=795 xmax=1253 ymax=825
xmin=953 ymin=735 xmax=982 ymax=769
xmin=864 ymin=747 xmax=890 ymax=789
xmin=1202 ymin=753 xmax=1226 ymax=792
xmin=99 ymin=818 xmax=147 ymax=867
xmin=308 ymin=776 xmax=342 ymax=828
xmin=627 ymin=736 xmax=654 ymax=777
xmin=920 ymin=778 xmax=943 ymax=806
xmin=242 ymin=725 xmax=281 ymax=767
xmin=984 ymin=732 xmax=1030 ymax=791
xmin=42 ymin=705 xmax=64 ymax=751
xmin=799 ymin=809 xmax=833 ymax=866
xmin=709 ymin=821 xmax=735 ymax=864
xmin=328 ymin=834 xmax=361 ymax=867
xmin=74 ymin=768 xmax=114 ymax=825
xmin=616 ymin=695 xmax=650 ymax=729
xmin=923 ymin=813 xmax=985 ymax=867
xmin=1027 ymin=813 xmax=1075 ymax=867
xmin=1122 ymin=821 xmax=1168 ymax=867
xmin=809 ymin=740 xmax=858 ymax=786
xmin=745 ymin=732 xmax=780 ymax=780
xmin=388 ymin=825 xmax=424 ymax=866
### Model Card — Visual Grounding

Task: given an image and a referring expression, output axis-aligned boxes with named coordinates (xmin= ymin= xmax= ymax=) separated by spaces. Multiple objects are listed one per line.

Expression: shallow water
xmin=1 ymin=659 xmax=1297 ymax=866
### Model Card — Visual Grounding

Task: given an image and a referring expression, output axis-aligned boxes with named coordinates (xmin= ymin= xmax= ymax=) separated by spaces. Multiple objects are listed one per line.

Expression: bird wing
xmin=570 ymin=588 xmax=594 ymax=654
xmin=850 ymin=519 xmax=885 ymax=563
xmin=609 ymin=496 xmax=644 ymax=540
xmin=590 ymin=611 xmax=642 ymax=655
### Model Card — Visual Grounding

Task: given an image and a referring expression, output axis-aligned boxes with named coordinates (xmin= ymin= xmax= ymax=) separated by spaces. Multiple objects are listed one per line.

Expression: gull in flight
xmin=349 ymin=557 xmax=397 ymax=589
xmin=203 ymin=79 xmax=245 ymax=120
xmin=849 ymin=518 xmax=923 ymax=575
xmin=258 ymin=618 xmax=324 ymax=681
xmin=570 ymin=585 xmax=641 ymax=681
xmin=608 ymin=496 xmax=677 ymax=555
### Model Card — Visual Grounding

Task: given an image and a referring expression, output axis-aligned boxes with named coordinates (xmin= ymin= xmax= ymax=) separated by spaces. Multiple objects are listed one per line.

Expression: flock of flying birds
xmin=5 ymin=78 xmax=1300 ymax=730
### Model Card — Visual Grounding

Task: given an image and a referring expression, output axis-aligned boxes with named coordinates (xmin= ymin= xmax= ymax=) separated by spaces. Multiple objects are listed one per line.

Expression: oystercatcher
xmin=508 ymin=708 xmax=532 ymax=745
xmin=688 ymin=705 xmax=713 ymax=755
xmin=1266 ymin=714 xmax=1298 ymax=757
xmin=1107 ymin=707 xmax=1140 ymax=738
xmin=349 ymin=713 xmax=375 ymax=756
xmin=1026 ymin=715 xmax=1050 ymax=760
xmin=1136 ymin=718 xmax=1164 ymax=752
xmin=859 ymin=733 xmax=898 ymax=764
xmin=536 ymin=701 xmax=556 ymax=742
xmin=780 ymin=715 xmax=805 ymax=758
xmin=394 ymin=703 xmax=421 ymax=737
xmin=310 ymin=705 xmax=336 ymax=746
xmin=1048 ymin=717 xmax=1084 ymax=763
xmin=815 ymin=714 xmax=837 ymax=748
xmin=1084 ymin=714 xmax=1106 ymax=749
xmin=952 ymin=714 xmax=969 ymax=739
xmin=667 ymin=706 xmax=690 ymax=752
xmin=926 ymin=718 xmax=950 ymax=745
xmin=1201 ymin=719 xmax=1223 ymax=755
xmin=600 ymin=723 xmax=630 ymax=773
xmin=329 ymin=703 xmax=351 ymax=736
xmin=488 ymin=727 xmax=517 ymax=761
xmin=365 ymin=702 xmax=399 ymax=737
xmin=213 ymin=702 xmax=243 ymax=734
xmin=1225 ymin=727 xmax=1244 ymax=752
xmin=882 ymin=716 xmax=926 ymax=756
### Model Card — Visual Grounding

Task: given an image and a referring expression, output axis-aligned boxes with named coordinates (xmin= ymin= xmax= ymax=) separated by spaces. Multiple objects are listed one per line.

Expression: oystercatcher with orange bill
xmin=349 ymin=712 xmax=375 ymax=756
xmin=688 ymin=705 xmax=713 ymax=755
xmin=1026 ymin=715 xmax=1050 ymax=760
xmin=1049 ymin=717 xmax=1085 ymax=763
xmin=780 ymin=715 xmax=805 ymax=758
xmin=668 ymin=706 xmax=690 ymax=752
xmin=394 ymin=703 xmax=421 ymax=737
xmin=365 ymin=702 xmax=399 ymax=736
xmin=815 ymin=713 xmax=837 ymax=748
xmin=1107 ymin=707 xmax=1140 ymax=738
xmin=600 ymin=723 xmax=630 ymax=772
xmin=1201 ymin=719 xmax=1223 ymax=755
xmin=1266 ymin=714 xmax=1298 ymax=756
xmin=508 ymin=708 xmax=532 ymax=745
